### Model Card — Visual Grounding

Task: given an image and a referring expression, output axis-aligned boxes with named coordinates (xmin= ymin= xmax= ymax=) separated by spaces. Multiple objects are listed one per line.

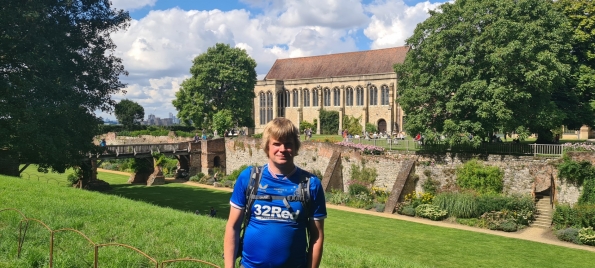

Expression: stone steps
xmin=532 ymin=195 xmax=553 ymax=229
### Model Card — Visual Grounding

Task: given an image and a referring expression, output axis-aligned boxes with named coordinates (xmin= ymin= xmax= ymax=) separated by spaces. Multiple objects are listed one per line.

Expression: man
xmin=224 ymin=118 xmax=327 ymax=268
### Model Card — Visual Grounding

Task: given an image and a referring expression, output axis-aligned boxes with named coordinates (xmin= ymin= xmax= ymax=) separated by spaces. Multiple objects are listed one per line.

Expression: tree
xmin=0 ymin=0 xmax=130 ymax=176
xmin=115 ymin=99 xmax=145 ymax=129
xmin=395 ymin=0 xmax=578 ymax=144
xmin=173 ymin=43 xmax=257 ymax=129
xmin=554 ymin=0 xmax=595 ymax=133
xmin=212 ymin=109 xmax=234 ymax=136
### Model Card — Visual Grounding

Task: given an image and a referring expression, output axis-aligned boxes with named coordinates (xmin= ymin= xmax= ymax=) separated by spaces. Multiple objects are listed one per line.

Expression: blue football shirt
xmin=230 ymin=164 xmax=327 ymax=268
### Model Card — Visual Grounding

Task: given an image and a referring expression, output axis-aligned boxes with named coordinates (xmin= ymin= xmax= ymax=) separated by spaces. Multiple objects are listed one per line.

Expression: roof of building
xmin=263 ymin=46 xmax=409 ymax=80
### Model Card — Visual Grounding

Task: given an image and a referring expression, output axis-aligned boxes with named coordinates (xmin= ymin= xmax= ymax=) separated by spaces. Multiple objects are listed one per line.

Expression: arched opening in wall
xmin=213 ymin=156 xmax=221 ymax=168
xmin=377 ymin=119 xmax=387 ymax=134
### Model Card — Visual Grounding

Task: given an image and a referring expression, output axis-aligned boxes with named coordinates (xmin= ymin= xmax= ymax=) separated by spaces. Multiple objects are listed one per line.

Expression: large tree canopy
xmin=173 ymin=43 xmax=257 ymax=129
xmin=395 ymin=0 xmax=590 ymax=143
xmin=115 ymin=99 xmax=145 ymax=129
xmin=0 ymin=0 xmax=130 ymax=175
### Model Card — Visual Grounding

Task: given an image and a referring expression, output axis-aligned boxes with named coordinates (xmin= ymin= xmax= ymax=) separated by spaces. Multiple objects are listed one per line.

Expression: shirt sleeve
xmin=230 ymin=166 xmax=253 ymax=209
xmin=309 ymin=176 xmax=327 ymax=221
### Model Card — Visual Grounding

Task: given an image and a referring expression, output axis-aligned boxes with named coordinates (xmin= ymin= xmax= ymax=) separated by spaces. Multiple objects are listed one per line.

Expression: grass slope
xmin=1 ymin=170 xmax=593 ymax=267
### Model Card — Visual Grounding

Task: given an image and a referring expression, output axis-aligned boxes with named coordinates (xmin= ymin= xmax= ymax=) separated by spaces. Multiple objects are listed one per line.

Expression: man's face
xmin=267 ymin=137 xmax=295 ymax=166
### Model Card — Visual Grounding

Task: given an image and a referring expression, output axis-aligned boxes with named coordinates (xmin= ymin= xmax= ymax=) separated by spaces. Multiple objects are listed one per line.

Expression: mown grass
xmin=2 ymin=169 xmax=594 ymax=267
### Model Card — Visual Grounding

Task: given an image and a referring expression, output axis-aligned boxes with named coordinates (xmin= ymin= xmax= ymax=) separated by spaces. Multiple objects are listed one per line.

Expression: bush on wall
xmin=319 ymin=109 xmax=339 ymax=134
xmin=456 ymin=159 xmax=503 ymax=194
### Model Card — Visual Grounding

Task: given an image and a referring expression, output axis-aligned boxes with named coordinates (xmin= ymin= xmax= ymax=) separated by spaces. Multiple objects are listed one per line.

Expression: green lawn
xmin=1 ymin=169 xmax=594 ymax=267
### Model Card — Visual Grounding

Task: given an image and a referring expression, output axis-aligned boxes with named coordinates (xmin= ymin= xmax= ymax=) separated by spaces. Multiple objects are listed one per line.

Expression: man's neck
xmin=267 ymin=161 xmax=296 ymax=176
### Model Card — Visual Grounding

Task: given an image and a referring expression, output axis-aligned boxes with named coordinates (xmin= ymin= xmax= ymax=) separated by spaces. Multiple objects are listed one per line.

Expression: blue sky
xmin=102 ymin=0 xmax=447 ymax=120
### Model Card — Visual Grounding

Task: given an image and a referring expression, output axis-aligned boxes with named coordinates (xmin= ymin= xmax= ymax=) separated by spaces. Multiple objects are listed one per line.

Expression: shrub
xmin=578 ymin=227 xmax=595 ymax=246
xmin=557 ymin=156 xmax=594 ymax=185
xmin=498 ymin=220 xmax=518 ymax=232
xmin=375 ymin=203 xmax=386 ymax=212
xmin=399 ymin=205 xmax=416 ymax=217
xmin=433 ymin=192 xmax=477 ymax=218
xmin=415 ymin=204 xmax=448 ymax=221
xmin=226 ymin=165 xmax=248 ymax=182
xmin=348 ymin=182 xmax=370 ymax=196
xmin=422 ymin=176 xmax=440 ymax=195
xmin=556 ymin=228 xmax=581 ymax=244
xmin=327 ymin=190 xmax=350 ymax=205
xmin=371 ymin=186 xmax=390 ymax=204
xmin=319 ymin=109 xmax=339 ymax=135
xmin=456 ymin=159 xmax=503 ymax=194
xmin=553 ymin=203 xmax=595 ymax=229
xmin=579 ymin=178 xmax=595 ymax=205
xmin=346 ymin=193 xmax=373 ymax=209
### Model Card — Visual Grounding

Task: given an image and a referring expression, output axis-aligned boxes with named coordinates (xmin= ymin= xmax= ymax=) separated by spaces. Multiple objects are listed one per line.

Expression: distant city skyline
xmin=95 ymin=0 xmax=447 ymax=120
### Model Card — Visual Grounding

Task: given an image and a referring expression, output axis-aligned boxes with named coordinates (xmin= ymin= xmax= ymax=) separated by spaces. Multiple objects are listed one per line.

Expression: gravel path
xmin=98 ymin=169 xmax=595 ymax=252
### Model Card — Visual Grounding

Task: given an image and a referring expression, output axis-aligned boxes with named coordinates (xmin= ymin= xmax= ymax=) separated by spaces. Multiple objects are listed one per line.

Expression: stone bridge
xmin=86 ymin=139 xmax=226 ymax=185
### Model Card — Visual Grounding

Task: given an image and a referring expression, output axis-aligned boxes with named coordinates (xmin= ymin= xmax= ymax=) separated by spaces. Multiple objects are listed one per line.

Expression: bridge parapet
xmin=92 ymin=142 xmax=193 ymax=159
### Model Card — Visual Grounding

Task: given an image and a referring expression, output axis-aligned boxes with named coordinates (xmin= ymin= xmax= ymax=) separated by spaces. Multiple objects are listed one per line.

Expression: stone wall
xmin=224 ymin=137 xmax=584 ymax=205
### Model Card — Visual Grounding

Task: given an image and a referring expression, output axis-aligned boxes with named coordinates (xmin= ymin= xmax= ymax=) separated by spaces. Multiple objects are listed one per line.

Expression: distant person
xmin=202 ymin=132 xmax=207 ymax=140
xmin=195 ymin=209 xmax=200 ymax=215
xmin=99 ymin=139 xmax=106 ymax=147
xmin=209 ymin=207 xmax=217 ymax=217
xmin=194 ymin=133 xmax=200 ymax=143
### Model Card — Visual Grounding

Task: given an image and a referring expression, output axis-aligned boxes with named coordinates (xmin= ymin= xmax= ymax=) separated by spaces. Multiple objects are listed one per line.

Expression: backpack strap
xmin=237 ymin=165 xmax=262 ymax=260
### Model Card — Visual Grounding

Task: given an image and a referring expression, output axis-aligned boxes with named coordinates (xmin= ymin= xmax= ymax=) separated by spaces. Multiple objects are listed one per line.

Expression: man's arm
xmin=307 ymin=219 xmax=325 ymax=268
xmin=224 ymin=206 xmax=244 ymax=268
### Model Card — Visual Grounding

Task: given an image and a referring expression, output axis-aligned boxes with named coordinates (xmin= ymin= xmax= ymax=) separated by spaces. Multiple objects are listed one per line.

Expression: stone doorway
xmin=377 ymin=119 xmax=387 ymax=133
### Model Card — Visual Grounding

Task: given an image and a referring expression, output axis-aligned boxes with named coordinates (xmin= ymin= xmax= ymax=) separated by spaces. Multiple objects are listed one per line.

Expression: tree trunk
xmin=535 ymin=130 xmax=554 ymax=144
xmin=0 ymin=150 xmax=20 ymax=176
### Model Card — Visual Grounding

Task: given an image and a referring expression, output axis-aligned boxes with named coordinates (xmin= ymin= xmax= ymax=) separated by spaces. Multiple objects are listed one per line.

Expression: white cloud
xmin=107 ymin=1 xmax=446 ymax=119
xmin=110 ymin=0 xmax=157 ymax=11
xmin=364 ymin=0 xmax=444 ymax=49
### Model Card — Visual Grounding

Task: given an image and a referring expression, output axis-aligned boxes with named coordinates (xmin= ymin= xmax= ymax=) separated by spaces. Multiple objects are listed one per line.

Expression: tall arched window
xmin=259 ymin=92 xmax=266 ymax=125
xmin=266 ymin=91 xmax=273 ymax=123
xmin=323 ymin=88 xmax=331 ymax=106
xmin=381 ymin=85 xmax=390 ymax=105
xmin=303 ymin=89 xmax=310 ymax=107
xmin=285 ymin=90 xmax=290 ymax=107
xmin=333 ymin=87 xmax=340 ymax=106
xmin=312 ymin=88 xmax=319 ymax=107
xmin=277 ymin=91 xmax=286 ymax=117
xmin=369 ymin=86 xmax=378 ymax=106
xmin=293 ymin=89 xmax=299 ymax=107
xmin=346 ymin=87 xmax=353 ymax=106
xmin=356 ymin=86 xmax=364 ymax=106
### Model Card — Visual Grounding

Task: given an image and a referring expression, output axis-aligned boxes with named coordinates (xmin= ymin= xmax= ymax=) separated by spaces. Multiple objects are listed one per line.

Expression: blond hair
xmin=261 ymin=118 xmax=300 ymax=157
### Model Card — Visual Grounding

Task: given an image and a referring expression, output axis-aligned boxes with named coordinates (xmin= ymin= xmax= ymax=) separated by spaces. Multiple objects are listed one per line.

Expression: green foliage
xmin=0 ymin=0 xmax=130 ymax=175
xmin=346 ymin=193 xmax=373 ymax=209
xmin=456 ymin=159 xmax=503 ymax=194
xmin=578 ymin=227 xmax=595 ymax=246
xmin=226 ymin=165 xmax=247 ymax=182
xmin=365 ymin=123 xmax=377 ymax=134
xmin=481 ymin=211 xmax=519 ymax=232
xmin=557 ymin=156 xmax=595 ymax=204
xmin=395 ymin=0 xmax=579 ymax=143
xmin=350 ymin=164 xmax=378 ymax=186
xmin=433 ymin=192 xmax=477 ymax=218
xmin=114 ymin=99 xmax=145 ymax=129
xmin=342 ymin=115 xmax=362 ymax=136
xmin=326 ymin=190 xmax=350 ymax=205
xmin=348 ymin=183 xmax=370 ymax=196
xmin=131 ymin=158 xmax=153 ymax=173
xmin=399 ymin=205 xmax=416 ymax=217
xmin=299 ymin=120 xmax=316 ymax=134
xmin=319 ymin=109 xmax=339 ymax=134
xmin=422 ymin=176 xmax=440 ymax=195
xmin=173 ymin=43 xmax=257 ymax=129
xmin=212 ymin=109 xmax=234 ymax=136
xmin=415 ymin=204 xmax=448 ymax=221
xmin=556 ymin=228 xmax=581 ymax=244
xmin=553 ymin=204 xmax=595 ymax=229
xmin=557 ymin=156 xmax=594 ymax=185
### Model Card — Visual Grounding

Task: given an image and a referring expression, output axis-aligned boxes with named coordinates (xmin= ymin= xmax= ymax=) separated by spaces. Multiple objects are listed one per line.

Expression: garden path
xmin=97 ymin=169 xmax=595 ymax=253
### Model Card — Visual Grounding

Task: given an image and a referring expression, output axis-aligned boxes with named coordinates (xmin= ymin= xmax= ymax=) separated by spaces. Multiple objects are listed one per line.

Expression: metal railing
xmin=93 ymin=143 xmax=190 ymax=157
xmin=0 ymin=208 xmax=220 ymax=268
xmin=345 ymin=138 xmax=565 ymax=156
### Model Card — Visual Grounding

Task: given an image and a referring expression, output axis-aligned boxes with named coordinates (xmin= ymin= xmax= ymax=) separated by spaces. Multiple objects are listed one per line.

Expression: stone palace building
xmin=253 ymin=46 xmax=409 ymax=135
